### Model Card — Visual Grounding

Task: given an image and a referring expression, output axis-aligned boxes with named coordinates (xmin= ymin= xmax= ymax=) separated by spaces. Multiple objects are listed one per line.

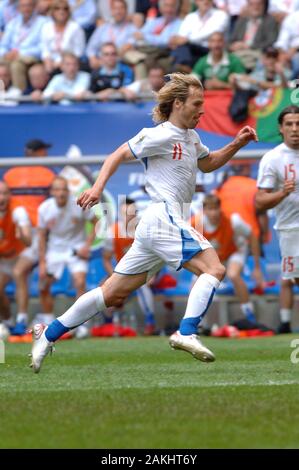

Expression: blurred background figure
xmin=37 ymin=176 xmax=98 ymax=337
xmin=4 ymin=138 xmax=55 ymax=335
xmin=103 ymin=197 xmax=157 ymax=335
xmin=120 ymin=64 xmax=165 ymax=100
xmin=0 ymin=181 xmax=31 ymax=332
xmin=0 ymin=61 xmax=21 ymax=105
xmin=192 ymin=194 xmax=263 ymax=323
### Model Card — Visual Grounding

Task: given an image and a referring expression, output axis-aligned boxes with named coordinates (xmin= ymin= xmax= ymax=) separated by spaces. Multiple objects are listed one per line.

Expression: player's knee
xmin=104 ymin=289 xmax=127 ymax=308
xmin=227 ymin=271 xmax=240 ymax=283
xmin=209 ymin=263 xmax=226 ymax=281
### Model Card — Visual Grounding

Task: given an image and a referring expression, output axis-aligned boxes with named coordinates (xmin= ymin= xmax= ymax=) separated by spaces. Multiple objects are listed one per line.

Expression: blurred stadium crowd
xmin=0 ymin=0 xmax=299 ymax=104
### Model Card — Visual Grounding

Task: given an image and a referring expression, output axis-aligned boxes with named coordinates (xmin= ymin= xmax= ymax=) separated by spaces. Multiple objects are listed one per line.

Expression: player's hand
xmin=77 ymin=188 xmax=101 ymax=210
xmin=282 ymin=179 xmax=296 ymax=196
xmin=235 ymin=126 xmax=258 ymax=147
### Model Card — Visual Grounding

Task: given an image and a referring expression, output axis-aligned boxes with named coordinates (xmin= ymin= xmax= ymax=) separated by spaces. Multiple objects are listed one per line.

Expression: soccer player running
xmin=30 ymin=73 xmax=257 ymax=373
xmin=256 ymin=105 xmax=299 ymax=334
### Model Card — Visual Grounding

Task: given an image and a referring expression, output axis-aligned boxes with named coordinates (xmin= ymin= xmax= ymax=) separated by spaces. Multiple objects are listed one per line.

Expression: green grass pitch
xmin=1 ymin=335 xmax=299 ymax=449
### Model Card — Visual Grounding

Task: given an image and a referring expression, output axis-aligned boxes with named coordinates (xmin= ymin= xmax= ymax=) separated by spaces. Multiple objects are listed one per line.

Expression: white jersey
xmin=257 ymin=143 xmax=299 ymax=230
xmin=128 ymin=121 xmax=209 ymax=217
xmin=38 ymin=195 xmax=95 ymax=252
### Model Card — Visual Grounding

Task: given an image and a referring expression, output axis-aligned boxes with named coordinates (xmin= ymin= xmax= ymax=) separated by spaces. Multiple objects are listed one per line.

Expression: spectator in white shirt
xmin=0 ymin=0 xmax=47 ymax=90
xmin=41 ymin=0 xmax=85 ymax=75
xmin=68 ymin=0 xmax=97 ymax=39
xmin=274 ymin=10 xmax=299 ymax=75
xmin=269 ymin=0 xmax=299 ymax=23
xmin=120 ymin=64 xmax=165 ymax=100
xmin=43 ymin=51 xmax=90 ymax=103
xmin=0 ymin=61 xmax=21 ymax=105
xmin=169 ymin=0 xmax=229 ymax=70
xmin=0 ymin=0 xmax=19 ymax=33
xmin=38 ymin=176 xmax=98 ymax=328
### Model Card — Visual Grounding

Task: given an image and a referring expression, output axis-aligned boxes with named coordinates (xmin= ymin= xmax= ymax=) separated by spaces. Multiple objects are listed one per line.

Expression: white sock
xmin=280 ymin=308 xmax=292 ymax=323
xmin=16 ymin=312 xmax=28 ymax=324
xmin=57 ymin=287 xmax=106 ymax=329
xmin=180 ymin=273 xmax=220 ymax=335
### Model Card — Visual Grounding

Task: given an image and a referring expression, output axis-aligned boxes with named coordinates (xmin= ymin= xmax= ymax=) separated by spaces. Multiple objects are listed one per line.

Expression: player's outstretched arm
xmin=77 ymin=143 xmax=134 ymax=210
xmin=198 ymin=126 xmax=258 ymax=173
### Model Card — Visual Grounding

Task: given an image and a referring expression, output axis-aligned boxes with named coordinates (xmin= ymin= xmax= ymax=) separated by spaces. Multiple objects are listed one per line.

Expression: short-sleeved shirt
xmin=128 ymin=121 xmax=209 ymax=215
xmin=38 ymin=196 xmax=95 ymax=252
xmin=257 ymin=143 xmax=299 ymax=230
xmin=193 ymin=52 xmax=245 ymax=83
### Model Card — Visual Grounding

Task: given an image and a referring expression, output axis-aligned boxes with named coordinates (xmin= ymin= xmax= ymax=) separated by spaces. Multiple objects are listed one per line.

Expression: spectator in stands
xmin=269 ymin=0 xmax=299 ymax=24
xmin=0 ymin=0 xmax=47 ymax=90
xmin=192 ymin=194 xmax=263 ymax=323
xmin=215 ymin=163 xmax=269 ymax=248
xmin=0 ymin=0 xmax=19 ymax=34
xmin=229 ymin=0 xmax=279 ymax=71
xmin=214 ymin=0 xmax=247 ymax=31
xmin=0 ymin=61 xmax=22 ymax=105
xmin=103 ymin=197 xmax=157 ymax=335
xmin=37 ymin=176 xmax=98 ymax=334
xmin=36 ymin=0 xmax=52 ymax=17
xmin=23 ymin=62 xmax=50 ymax=100
xmin=41 ymin=0 xmax=85 ymax=75
xmin=120 ymin=64 xmax=165 ymax=100
xmin=229 ymin=46 xmax=291 ymax=91
xmin=274 ymin=10 xmax=299 ymax=77
xmin=126 ymin=0 xmax=182 ymax=76
xmin=169 ymin=0 xmax=229 ymax=70
xmin=192 ymin=31 xmax=246 ymax=90
xmin=88 ymin=42 xmax=133 ymax=100
xmin=4 ymin=139 xmax=55 ymax=335
xmin=43 ymin=52 xmax=90 ymax=103
xmin=256 ymin=105 xmax=299 ymax=333
xmin=86 ymin=0 xmax=137 ymax=71
xmin=97 ymin=0 xmax=137 ymax=22
xmin=0 ymin=181 xmax=31 ymax=330
xmin=68 ymin=0 xmax=97 ymax=40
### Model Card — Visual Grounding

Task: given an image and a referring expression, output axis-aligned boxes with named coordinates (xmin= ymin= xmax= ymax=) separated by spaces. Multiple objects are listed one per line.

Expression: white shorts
xmin=46 ymin=250 xmax=88 ymax=280
xmin=115 ymin=202 xmax=212 ymax=280
xmin=0 ymin=257 xmax=17 ymax=277
xmin=226 ymin=251 xmax=247 ymax=268
xmin=277 ymin=229 xmax=299 ymax=280
xmin=21 ymin=229 xmax=39 ymax=264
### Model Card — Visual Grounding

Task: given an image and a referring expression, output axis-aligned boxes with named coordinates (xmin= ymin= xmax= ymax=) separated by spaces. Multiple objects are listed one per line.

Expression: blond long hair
xmin=152 ymin=73 xmax=203 ymax=123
